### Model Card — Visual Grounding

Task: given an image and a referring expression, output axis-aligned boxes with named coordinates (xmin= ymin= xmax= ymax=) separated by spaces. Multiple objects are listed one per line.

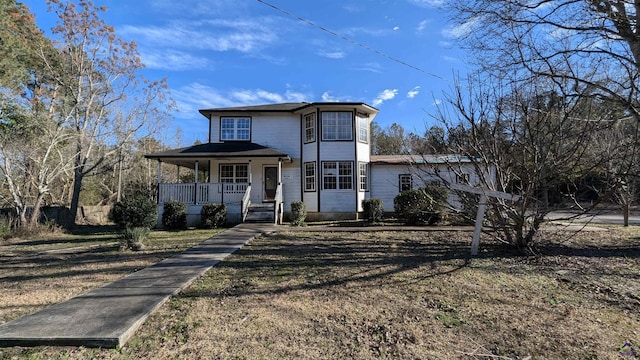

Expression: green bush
xmin=200 ymin=203 xmax=227 ymax=228
xmin=393 ymin=185 xmax=448 ymax=225
xmin=290 ymin=201 xmax=306 ymax=226
xmin=162 ymin=201 xmax=187 ymax=230
xmin=0 ymin=216 xmax=12 ymax=239
xmin=110 ymin=194 xmax=158 ymax=229
xmin=362 ymin=198 xmax=384 ymax=223
xmin=120 ymin=226 xmax=149 ymax=251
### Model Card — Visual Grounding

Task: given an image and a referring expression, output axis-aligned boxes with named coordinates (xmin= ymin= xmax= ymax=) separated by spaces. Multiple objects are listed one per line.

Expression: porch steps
xmin=244 ymin=203 xmax=275 ymax=223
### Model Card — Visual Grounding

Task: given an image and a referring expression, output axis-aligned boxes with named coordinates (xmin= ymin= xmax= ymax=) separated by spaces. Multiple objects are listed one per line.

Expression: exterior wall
xmin=208 ymin=113 xmax=300 ymax=158
xmin=281 ymin=160 xmax=301 ymax=212
xmin=370 ymin=163 xmax=461 ymax=212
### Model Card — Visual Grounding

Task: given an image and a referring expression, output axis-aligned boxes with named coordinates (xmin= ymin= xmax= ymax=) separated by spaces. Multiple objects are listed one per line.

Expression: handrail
xmin=274 ymin=183 xmax=283 ymax=225
xmin=241 ymin=184 xmax=252 ymax=222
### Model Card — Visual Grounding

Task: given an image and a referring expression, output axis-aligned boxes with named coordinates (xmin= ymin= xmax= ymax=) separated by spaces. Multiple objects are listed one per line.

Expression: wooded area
xmin=0 ymin=0 xmax=176 ymax=229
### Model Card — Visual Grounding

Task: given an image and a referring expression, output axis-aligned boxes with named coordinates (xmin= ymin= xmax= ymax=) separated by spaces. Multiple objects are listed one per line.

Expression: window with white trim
xmin=358 ymin=116 xmax=368 ymax=143
xmin=358 ymin=162 xmax=369 ymax=191
xmin=304 ymin=162 xmax=316 ymax=191
xmin=399 ymin=174 xmax=412 ymax=192
xmin=323 ymin=161 xmax=353 ymax=190
xmin=220 ymin=164 xmax=248 ymax=183
xmin=304 ymin=113 xmax=316 ymax=143
xmin=321 ymin=112 xmax=352 ymax=141
xmin=221 ymin=117 xmax=251 ymax=141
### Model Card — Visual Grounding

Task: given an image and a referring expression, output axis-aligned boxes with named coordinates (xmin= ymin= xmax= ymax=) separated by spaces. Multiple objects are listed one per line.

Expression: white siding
xmin=320 ymin=191 xmax=356 ymax=212
xmin=282 ymin=163 xmax=301 ymax=212
xmin=251 ymin=114 xmax=300 ymax=157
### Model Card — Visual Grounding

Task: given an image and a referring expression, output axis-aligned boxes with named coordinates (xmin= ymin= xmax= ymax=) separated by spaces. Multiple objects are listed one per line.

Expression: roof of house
xmin=370 ymin=154 xmax=472 ymax=164
xmin=144 ymin=142 xmax=290 ymax=169
xmin=198 ymin=102 xmax=378 ymax=116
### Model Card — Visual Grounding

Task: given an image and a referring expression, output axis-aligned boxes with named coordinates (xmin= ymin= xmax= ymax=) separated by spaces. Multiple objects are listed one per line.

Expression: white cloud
xmin=432 ymin=99 xmax=442 ymax=106
xmin=318 ymin=50 xmax=345 ymax=59
xmin=408 ymin=0 xmax=445 ymax=8
xmin=372 ymin=89 xmax=398 ymax=106
xmin=172 ymin=83 xmax=309 ymax=118
xmin=322 ymin=91 xmax=339 ymax=102
xmin=442 ymin=17 xmax=480 ymax=39
xmin=393 ymin=26 xmax=400 ymax=31
xmin=416 ymin=19 xmax=430 ymax=32
xmin=140 ymin=49 xmax=209 ymax=70
xmin=119 ymin=18 xmax=278 ymax=53
xmin=407 ymin=86 xmax=421 ymax=99
xmin=351 ymin=62 xmax=383 ymax=73
xmin=343 ymin=26 xmax=390 ymax=37
xmin=441 ymin=55 xmax=459 ymax=62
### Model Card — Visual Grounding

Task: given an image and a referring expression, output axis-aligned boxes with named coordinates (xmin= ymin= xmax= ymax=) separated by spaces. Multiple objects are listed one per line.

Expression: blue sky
xmin=23 ymin=0 xmax=469 ymax=145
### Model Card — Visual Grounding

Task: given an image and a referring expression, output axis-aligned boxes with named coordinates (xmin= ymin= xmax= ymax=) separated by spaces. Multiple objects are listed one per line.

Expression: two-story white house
xmin=145 ymin=102 xmax=482 ymax=225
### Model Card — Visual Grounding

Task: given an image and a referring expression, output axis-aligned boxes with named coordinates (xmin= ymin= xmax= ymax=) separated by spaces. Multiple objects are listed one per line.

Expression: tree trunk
xmin=68 ymin=167 xmax=84 ymax=228
xmin=623 ymin=202 xmax=630 ymax=227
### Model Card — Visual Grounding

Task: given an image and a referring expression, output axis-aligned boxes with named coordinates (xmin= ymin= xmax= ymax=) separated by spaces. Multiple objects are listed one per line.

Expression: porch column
xmin=278 ymin=159 xmax=282 ymax=185
xmin=156 ymin=160 xmax=162 ymax=205
xmin=194 ymin=160 xmax=199 ymax=204
xmin=248 ymin=160 xmax=252 ymax=185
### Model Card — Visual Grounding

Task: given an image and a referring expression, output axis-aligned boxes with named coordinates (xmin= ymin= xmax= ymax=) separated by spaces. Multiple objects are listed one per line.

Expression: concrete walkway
xmin=0 ymin=223 xmax=276 ymax=348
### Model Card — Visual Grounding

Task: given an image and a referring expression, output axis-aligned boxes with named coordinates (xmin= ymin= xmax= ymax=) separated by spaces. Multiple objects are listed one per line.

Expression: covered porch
xmin=145 ymin=142 xmax=291 ymax=225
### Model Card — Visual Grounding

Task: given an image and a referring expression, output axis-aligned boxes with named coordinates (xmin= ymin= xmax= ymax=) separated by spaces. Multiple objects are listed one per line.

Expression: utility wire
xmin=256 ymin=0 xmax=443 ymax=80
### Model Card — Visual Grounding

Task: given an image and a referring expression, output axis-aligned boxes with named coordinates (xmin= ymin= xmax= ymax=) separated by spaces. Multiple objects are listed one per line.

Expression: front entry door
xmin=264 ymin=166 xmax=278 ymax=202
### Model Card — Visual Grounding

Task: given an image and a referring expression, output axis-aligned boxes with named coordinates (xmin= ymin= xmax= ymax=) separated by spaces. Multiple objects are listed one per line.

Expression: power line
xmin=256 ymin=0 xmax=443 ymax=80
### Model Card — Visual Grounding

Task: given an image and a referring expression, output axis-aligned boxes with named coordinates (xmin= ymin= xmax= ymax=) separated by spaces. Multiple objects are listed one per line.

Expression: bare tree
xmin=42 ymin=0 xmax=172 ymax=226
xmin=430 ymin=74 xmax=619 ymax=253
xmin=450 ymin=0 xmax=640 ymax=125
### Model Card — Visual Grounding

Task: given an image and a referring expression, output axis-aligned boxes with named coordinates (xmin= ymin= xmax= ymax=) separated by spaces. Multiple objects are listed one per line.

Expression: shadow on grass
xmin=181 ymin=232 xmax=483 ymax=299
xmin=0 ymin=248 xmax=186 ymax=283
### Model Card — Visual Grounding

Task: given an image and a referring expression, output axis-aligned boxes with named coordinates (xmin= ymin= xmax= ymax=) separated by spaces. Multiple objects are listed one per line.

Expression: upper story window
xmin=358 ymin=116 xmax=368 ymax=143
xmin=304 ymin=113 xmax=316 ymax=143
xmin=321 ymin=112 xmax=352 ymax=141
xmin=221 ymin=117 xmax=251 ymax=141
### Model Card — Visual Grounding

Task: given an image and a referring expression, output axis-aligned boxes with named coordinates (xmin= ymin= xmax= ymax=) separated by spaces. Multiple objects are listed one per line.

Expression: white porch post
xmin=278 ymin=159 xmax=282 ymax=185
xmin=156 ymin=160 xmax=162 ymax=184
xmin=248 ymin=160 xmax=252 ymax=185
xmin=156 ymin=160 xmax=162 ymax=205
xmin=194 ymin=160 xmax=199 ymax=204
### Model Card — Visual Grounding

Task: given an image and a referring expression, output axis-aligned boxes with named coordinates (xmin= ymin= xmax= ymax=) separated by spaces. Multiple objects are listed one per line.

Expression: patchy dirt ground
xmin=1 ymin=227 xmax=639 ymax=359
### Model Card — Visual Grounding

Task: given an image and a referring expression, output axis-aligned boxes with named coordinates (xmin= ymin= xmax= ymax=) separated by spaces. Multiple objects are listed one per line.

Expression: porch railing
xmin=158 ymin=182 xmax=249 ymax=205
xmin=241 ymin=185 xmax=252 ymax=222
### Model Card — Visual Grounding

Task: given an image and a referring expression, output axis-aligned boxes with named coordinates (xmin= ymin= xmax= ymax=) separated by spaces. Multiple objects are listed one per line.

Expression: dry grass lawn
xmin=1 ymin=226 xmax=640 ymax=359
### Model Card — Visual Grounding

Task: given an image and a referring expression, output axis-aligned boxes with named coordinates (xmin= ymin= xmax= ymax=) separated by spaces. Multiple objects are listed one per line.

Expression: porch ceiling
xmin=145 ymin=142 xmax=291 ymax=170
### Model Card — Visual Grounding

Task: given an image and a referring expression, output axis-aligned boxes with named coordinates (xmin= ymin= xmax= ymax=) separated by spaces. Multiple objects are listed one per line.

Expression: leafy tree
xmin=371 ymin=122 xmax=409 ymax=155
xmin=0 ymin=0 xmax=67 ymax=228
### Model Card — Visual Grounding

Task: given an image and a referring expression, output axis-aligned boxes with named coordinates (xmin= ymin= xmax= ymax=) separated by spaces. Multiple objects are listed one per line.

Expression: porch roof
xmin=145 ymin=142 xmax=291 ymax=169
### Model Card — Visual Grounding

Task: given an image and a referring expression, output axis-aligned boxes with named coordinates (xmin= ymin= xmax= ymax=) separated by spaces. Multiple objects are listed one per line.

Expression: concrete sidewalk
xmin=0 ymin=223 xmax=276 ymax=348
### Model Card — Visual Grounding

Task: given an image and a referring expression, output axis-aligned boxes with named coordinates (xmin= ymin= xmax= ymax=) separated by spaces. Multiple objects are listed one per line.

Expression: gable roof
xmin=198 ymin=102 xmax=378 ymax=117
xmin=371 ymin=154 xmax=472 ymax=165
xmin=145 ymin=142 xmax=290 ymax=169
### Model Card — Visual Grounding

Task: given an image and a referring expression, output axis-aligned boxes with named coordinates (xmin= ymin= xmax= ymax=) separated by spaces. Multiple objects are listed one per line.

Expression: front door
xmin=264 ymin=166 xmax=278 ymax=202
